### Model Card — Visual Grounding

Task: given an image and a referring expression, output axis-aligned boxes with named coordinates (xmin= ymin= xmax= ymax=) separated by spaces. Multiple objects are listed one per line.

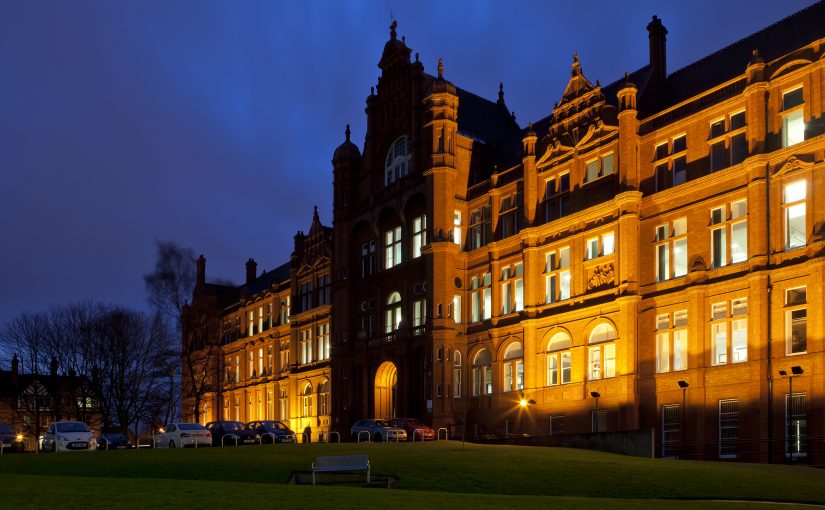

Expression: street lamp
xmin=678 ymin=380 xmax=688 ymax=459
xmin=518 ymin=393 xmax=536 ymax=435
xmin=779 ymin=366 xmax=804 ymax=463
xmin=590 ymin=391 xmax=601 ymax=432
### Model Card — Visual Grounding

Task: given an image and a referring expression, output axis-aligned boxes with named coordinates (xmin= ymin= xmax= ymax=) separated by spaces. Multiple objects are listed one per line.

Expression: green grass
xmin=1 ymin=442 xmax=823 ymax=509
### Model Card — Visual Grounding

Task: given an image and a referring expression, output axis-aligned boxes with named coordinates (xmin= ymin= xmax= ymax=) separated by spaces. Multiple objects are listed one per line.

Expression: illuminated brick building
xmin=182 ymin=209 xmax=332 ymax=441
xmin=186 ymin=3 xmax=825 ymax=460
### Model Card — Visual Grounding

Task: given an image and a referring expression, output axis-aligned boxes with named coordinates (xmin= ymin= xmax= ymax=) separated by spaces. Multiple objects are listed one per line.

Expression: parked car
xmin=389 ymin=417 xmax=435 ymax=441
xmin=0 ymin=423 xmax=25 ymax=452
xmin=153 ymin=423 xmax=211 ymax=448
xmin=350 ymin=419 xmax=407 ymax=442
xmin=247 ymin=420 xmax=295 ymax=443
xmin=205 ymin=421 xmax=257 ymax=446
xmin=41 ymin=421 xmax=95 ymax=452
xmin=95 ymin=432 xmax=133 ymax=450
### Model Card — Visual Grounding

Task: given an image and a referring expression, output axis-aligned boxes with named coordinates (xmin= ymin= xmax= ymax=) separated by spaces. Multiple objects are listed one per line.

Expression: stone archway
xmin=374 ymin=361 xmax=398 ymax=419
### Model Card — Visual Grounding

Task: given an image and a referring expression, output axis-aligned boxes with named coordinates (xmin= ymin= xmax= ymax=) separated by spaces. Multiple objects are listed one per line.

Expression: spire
xmin=497 ymin=82 xmax=505 ymax=105
xmin=313 ymin=205 xmax=319 ymax=222
xmin=345 ymin=124 xmax=350 ymax=142
xmin=390 ymin=20 xmax=397 ymax=40
xmin=437 ymin=58 xmax=444 ymax=79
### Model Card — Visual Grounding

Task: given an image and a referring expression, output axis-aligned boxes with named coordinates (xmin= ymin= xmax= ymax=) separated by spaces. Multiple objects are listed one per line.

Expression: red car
xmin=389 ymin=418 xmax=434 ymax=441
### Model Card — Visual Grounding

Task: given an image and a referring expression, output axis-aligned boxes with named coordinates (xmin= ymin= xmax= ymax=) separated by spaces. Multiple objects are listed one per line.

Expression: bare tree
xmin=143 ymin=241 xmax=201 ymax=422
xmin=144 ymin=241 xmax=196 ymax=333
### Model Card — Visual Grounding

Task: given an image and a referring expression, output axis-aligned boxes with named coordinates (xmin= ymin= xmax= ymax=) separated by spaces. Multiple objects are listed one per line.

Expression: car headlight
xmin=255 ymin=434 xmax=261 ymax=439
xmin=16 ymin=434 xmax=23 ymax=442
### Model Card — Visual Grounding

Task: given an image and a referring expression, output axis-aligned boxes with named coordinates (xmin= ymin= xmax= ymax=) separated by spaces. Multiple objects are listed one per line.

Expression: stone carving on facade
xmin=587 ymin=263 xmax=615 ymax=291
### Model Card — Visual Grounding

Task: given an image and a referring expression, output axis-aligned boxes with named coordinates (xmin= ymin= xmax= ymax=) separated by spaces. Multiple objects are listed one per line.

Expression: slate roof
xmin=241 ymin=262 xmax=291 ymax=299
xmin=0 ymin=371 xmax=89 ymax=398
xmin=648 ymin=1 xmax=825 ymax=114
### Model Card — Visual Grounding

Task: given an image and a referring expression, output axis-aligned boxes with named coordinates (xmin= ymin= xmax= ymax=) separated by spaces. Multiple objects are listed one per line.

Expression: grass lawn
xmin=1 ymin=441 xmax=823 ymax=509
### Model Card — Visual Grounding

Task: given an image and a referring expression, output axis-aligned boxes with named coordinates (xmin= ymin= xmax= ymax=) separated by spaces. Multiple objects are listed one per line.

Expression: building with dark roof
xmin=0 ymin=355 xmax=99 ymax=451
xmin=184 ymin=3 xmax=825 ymax=461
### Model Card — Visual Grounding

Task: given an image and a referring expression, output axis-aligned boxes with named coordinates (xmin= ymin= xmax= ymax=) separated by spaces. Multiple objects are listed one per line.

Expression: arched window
xmin=385 ymin=292 xmax=402 ymax=334
xmin=301 ymin=383 xmax=313 ymax=417
xmin=472 ymin=349 xmax=492 ymax=396
xmin=279 ymin=387 xmax=288 ymax=421
xmin=318 ymin=380 xmax=330 ymax=416
xmin=588 ymin=323 xmax=617 ymax=380
xmin=453 ymin=351 xmax=462 ymax=398
xmin=385 ymin=136 xmax=411 ymax=186
xmin=547 ymin=332 xmax=572 ymax=386
xmin=502 ymin=342 xmax=524 ymax=392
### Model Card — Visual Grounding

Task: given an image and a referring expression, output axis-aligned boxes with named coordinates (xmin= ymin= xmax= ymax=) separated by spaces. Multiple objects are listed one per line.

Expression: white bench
xmin=311 ymin=454 xmax=370 ymax=485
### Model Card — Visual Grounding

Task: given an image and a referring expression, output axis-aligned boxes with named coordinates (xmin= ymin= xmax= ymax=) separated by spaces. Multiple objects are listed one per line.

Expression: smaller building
xmin=0 ymin=355 xmax=100 ymax=450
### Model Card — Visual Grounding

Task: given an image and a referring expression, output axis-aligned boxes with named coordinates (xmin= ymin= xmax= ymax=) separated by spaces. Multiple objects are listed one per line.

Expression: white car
xmin=350 ymin=419 xmax=407 ymax=442
xmin=153 ymin=423 xmax=211 ymax=448
xmin=42 ymin=421 xmax=96 ymax=452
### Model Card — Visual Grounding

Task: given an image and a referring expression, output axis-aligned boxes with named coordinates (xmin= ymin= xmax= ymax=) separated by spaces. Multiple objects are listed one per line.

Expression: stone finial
xmin=498 ymin=82 xmax=505 ymax=104
xmin=415 ymin=52 xmax=420 ymax=62
xmin=437 ymin=58 xmax=444 ymax=79
xmin=345 ymin=124 xmax=350 ymax=142
xmin=390 ymin=20 xmax=397 ymax=40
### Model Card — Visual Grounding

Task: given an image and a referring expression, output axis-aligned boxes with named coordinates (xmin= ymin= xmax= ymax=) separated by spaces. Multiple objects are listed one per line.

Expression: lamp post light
xmin=590 ymin=391 xmax=601 ymax=432
xmin=678 ymin=380 xmax=688 ymax=459
xmin=518 ymin=395 xmax=536 ymax=435
xmin=779 ymin=366 xmax=804 ymax=463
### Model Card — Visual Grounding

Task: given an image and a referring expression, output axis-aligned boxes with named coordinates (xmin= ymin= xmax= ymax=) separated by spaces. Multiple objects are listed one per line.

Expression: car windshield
xmin=178 ymin=423 xmax=205 ymax=431
xmin=406 ymin=419 xmax=424 ymax=427
xmin=374 ymin=420 xmax=390 ymax=427
xmin=56 ymin=422 xmax=90 ymax=433
xmin=224 ymin=422 xmax=246 ymax=431
xmin=261 ymin=421 xmax=287 ymax=431
xmin=0 ymin=424 xmax=13 ymax=434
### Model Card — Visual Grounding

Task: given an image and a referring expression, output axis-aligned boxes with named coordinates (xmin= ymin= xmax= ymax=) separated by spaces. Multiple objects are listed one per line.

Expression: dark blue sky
xmin=0 ymin=0 xmax=814 ymax=326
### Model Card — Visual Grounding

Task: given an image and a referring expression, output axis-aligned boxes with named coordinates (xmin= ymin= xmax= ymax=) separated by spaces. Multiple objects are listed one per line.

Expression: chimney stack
xmin=647 ymin=15 xmax=668 ymax=86
xmin=197 ymin=255 xmax=206 ymax=287
xmin=246 ymin=258 xmax=257 ymax=286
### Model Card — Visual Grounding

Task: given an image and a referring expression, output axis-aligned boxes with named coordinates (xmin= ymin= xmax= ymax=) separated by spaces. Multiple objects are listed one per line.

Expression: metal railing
xmin=411 ymin=428 xmax=423 ymax=443
xmin=327 ymin=431 xmax=340 ymax=443
xmin=221 ymin=434 xmax=239 ymax=447
xmin=437 ymin=428 xmax=448 ymax=441
xmin=357 ymin=430 xmax=371 ymax=443
xmin=259 ymin=432 xmax=276 ymax=445
xmin=137 ymin=435 xmax=154 ymax=449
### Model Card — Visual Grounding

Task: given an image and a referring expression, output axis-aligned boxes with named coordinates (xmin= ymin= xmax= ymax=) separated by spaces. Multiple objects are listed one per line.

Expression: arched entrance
xmin=374 ymin=361 xmax=398 ymax=419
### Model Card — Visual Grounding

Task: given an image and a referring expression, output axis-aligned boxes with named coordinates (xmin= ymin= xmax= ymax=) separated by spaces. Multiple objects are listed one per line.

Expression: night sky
xmin=0 ymin=1 xmax=815 ymax=335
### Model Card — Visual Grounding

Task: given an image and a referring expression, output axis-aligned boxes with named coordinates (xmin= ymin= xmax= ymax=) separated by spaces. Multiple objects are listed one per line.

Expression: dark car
xmin=205 ymin=421 xmax=257 ymax=446
xmin=96 ymin=432 xmax=132 ymax=450
xmin=0 ymin=423 xmax=25 ymax=452
xmin=247 ymin=420 xmax=295 ymax=443
xmin=389 ymin=417 xmax=435 ymax=441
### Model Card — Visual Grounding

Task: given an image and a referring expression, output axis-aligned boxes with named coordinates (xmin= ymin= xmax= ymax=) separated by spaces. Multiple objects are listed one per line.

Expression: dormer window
xmin=385 ymin=136 xmax=411 ymax=186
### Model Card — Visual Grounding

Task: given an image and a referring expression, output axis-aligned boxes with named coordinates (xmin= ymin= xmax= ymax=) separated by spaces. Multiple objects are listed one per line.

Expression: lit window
xmin=585 ymin=232 xmax=614 ymax=260
xmin=470 ymin=273 xmax=492 ymax=323
xmin=655 ymin=218 xmax=688 ymax=281
xmin=709 ymin=297 xmax=748 ymax=365
xmin=785 ymin=287 xmax=807 ymax=355
xmin=782 ymin=88 xmax=805 ymax=148
xmin=500 ymin=263 xmax=523 ymax=315
xmin=546 ymin=332 xmax=572 ymax=386
xmin=545 ymin=247 xmax=571 ymax=303
xmin=317 ymin=323 xmax=330 ymax=360
xmin=469 ymin=204 xmax=492 ymax=250
xmin=385 ymin=292 xmax=402 ymax=334
xmin=453 ymin=351 xmax=462 ymax=398
xmin=710 ymin=201 xmax=748 ymax=267
xmin=385 ymin=136 xmax=411 ymax=186
xmin=385 ymin=226 xmax=402 ymax=269
xmin=656 ymin=310 xmax=688 ymax=373
xmin=585 ymin=152 xmax=615 ymax=182
xmin=588 ymin=323 xmax=617 ymax=380
xmin=413 ymin=298 xmax=427 ymax=332
xmin=301 ymin=384 xmax=313 ymax=418
xmin=453 ymin=211 xmax=463 ymax=246
xmin=502 ymin=342 xmax=524 ymax=392
xmin=783 ymin=180 xmax=806 ymax=249
xmin=300 ymin=329 xmax=312 ymax=365
xmin=411 ymin=215 xmax=427 ymax=258
xmin=452 ymin=295 xmax=462 ymax=324
xmin=472 ymin=349 xmax=493 ymax=396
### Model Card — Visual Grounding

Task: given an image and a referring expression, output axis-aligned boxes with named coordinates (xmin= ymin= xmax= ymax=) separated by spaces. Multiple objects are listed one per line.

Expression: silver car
xmin=41 ymin=421 xmax=96 ymax=452
xmin=350 ymin=419 xmax=407 ymax=442
xmin=153 ymin=422 xmax=211 ymax=448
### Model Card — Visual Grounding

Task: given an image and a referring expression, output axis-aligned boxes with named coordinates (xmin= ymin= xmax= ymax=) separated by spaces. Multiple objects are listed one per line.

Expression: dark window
xmin=782 ymin=88 xmax=804 ymax=110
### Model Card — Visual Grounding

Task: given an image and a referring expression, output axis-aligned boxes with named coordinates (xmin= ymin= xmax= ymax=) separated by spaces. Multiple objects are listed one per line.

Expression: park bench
xmin=311 ymin=454 xmax=370 ymax=485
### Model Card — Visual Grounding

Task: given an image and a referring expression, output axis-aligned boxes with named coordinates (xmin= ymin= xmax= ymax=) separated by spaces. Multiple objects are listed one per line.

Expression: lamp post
xmin=779 ymin=366 xmax=804 ymax=463
xmin=590 ymin=391 xmax=601 ymax=432
xmin=678 ymin=380 xmax=688 ymax=459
